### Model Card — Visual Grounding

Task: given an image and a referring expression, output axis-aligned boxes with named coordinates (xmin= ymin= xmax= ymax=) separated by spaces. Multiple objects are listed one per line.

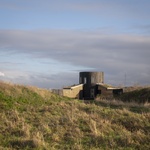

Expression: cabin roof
xmin=96 ymin=83 xmax=122 ymax=90
xmin=63 ymin=84 xmax=83 ymax=89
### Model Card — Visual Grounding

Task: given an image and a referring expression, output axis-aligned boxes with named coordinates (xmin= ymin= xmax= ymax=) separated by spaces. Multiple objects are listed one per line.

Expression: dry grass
xmin=0 ymin=81 xmax=150 ymax=150
xmin=123 ymin=84 xmax=150 ymax=92
xmin=96 ymin=98 xmax=150 ymax=107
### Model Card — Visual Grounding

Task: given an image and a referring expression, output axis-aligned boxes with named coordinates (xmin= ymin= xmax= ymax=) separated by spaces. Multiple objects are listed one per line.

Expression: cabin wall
xmin=63 ymin=85 xmax=83 ymax=99
xmin=98 ymin=86 xmax=113 ymax=97
xmin=79 ymin=72 xmax=104 ymax=99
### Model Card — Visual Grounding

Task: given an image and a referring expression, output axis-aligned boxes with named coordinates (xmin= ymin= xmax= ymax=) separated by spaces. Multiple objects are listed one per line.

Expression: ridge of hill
xmin=119 ymin=87 xmax=150 ymax=103
xmin=0 ymin=81 xmax=150 ymax=150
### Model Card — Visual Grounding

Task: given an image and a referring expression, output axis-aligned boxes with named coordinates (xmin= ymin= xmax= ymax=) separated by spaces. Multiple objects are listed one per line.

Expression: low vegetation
xmin=0 ymin=81 xmax=150 ymax=150
xmin=119 ymin=87 xmax=150 ymax=103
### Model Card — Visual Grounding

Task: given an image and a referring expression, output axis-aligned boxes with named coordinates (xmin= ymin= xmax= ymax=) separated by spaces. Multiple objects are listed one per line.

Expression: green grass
xmin=0 ymin=81 xmax=150 ymax=150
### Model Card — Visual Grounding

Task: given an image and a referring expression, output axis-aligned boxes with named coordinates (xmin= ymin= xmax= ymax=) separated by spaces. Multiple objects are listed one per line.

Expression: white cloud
xmin=0 ymin=72 xmax=5 ymax=76
xmin=0 ymin=29 xmax=150 ymax=87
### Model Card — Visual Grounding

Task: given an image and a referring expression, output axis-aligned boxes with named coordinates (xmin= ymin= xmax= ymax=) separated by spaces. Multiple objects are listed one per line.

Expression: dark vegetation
xmin=119 ymin=87 xmax=150 ymax=103
xmin=0 ymin=81 xmax=150 ymax=150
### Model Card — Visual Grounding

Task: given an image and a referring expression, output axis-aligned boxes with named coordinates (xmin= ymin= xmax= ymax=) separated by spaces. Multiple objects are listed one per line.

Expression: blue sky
xmin=0 ymin=0 xmax=150 ymax=88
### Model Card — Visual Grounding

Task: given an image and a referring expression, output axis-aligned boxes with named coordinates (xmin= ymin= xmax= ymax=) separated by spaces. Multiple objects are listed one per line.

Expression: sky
xmin=0 ymin=0 xmax=150 ymax=89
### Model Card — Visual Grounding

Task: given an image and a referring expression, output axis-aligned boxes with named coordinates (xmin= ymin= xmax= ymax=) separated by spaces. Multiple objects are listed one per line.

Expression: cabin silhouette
xmin=63 ymin=72 xmax=123 ymax=100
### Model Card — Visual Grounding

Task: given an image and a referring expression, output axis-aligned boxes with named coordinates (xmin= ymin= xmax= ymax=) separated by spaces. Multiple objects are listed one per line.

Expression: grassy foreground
xmin=0 ymin=81 xmax=150 ymax=150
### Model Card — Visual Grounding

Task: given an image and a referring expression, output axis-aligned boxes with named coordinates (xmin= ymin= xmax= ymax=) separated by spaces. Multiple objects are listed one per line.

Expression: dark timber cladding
xmin=79 ymin=72 xmax=104 ymax=99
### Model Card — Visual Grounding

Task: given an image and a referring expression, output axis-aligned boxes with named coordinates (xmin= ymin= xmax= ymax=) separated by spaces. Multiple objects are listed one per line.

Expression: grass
xmin=121 ymin=86 xmax=150 ymax=103
xmin=94 ymin=99 xmax=150 ymax=113
xmin=0 ymin=81 xmax=150 ymax=150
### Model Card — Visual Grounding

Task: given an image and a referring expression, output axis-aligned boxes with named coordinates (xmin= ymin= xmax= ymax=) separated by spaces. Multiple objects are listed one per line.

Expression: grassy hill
xmin=0 ymin=81 xmax=150 ymax=150
xmin=119 ymin=87 xmax=150 ymax=103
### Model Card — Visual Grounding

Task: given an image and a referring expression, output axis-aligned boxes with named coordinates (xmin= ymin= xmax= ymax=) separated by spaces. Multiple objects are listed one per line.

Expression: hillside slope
xmin=119 ymin=87 xmax=150 ymax=103
xmin=0 ymin=81 xmax=150 ymax=150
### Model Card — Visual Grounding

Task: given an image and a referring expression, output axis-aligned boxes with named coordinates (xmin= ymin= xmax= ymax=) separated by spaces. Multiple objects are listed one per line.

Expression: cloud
xmin=0 ymin=69 xmax=78 ymax=89
xmin=0 ymin=29 xmax=150 ymax=87
xmin=0 ymin=29 xmax=150 ymax=66
xmin=0 ymin=72 xmax=5 ymax=76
